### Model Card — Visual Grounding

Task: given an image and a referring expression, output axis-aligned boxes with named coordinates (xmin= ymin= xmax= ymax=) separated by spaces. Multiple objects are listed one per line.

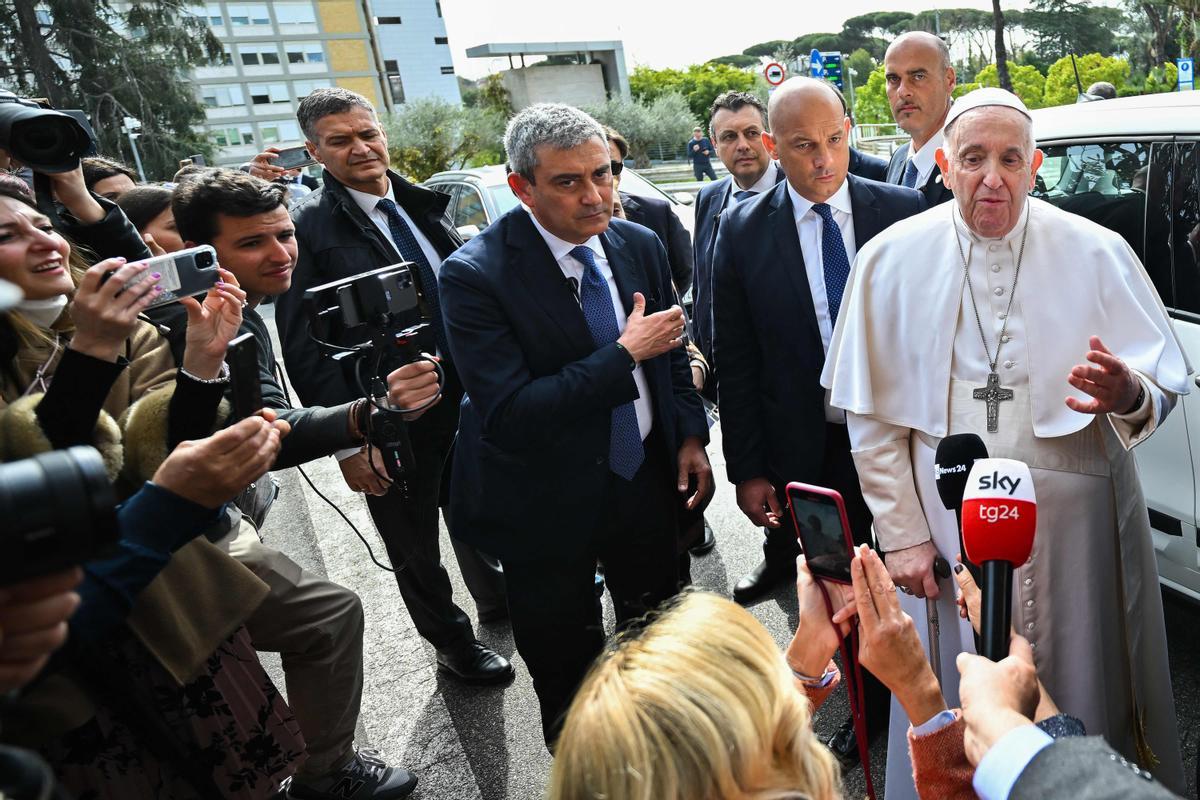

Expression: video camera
xmin=0 ymin=446 xmax=119 ymax=587
xmin=303 ymin=264 xmax=443 ymax=486
xmin=0 ymin=91 xmax=94 ymax=174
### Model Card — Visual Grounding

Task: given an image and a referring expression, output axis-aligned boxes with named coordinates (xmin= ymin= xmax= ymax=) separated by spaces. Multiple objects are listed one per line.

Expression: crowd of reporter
xmin=0 ymin=86 xmax=1185 ymax=800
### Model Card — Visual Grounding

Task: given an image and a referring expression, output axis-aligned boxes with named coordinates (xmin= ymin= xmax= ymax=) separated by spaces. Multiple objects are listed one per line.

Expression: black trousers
xmin=763 ymin=421 xmax=874 ymax=567
xmin=364 ymin=378 xmax=504 ymax=651
xmin=501 ymin=428 xmax=680 ymax=746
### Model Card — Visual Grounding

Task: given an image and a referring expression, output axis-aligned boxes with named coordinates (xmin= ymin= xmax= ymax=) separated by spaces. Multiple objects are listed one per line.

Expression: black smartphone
xmin=274 ymin=145 xmax=316 ymax=171
xmin=786 ymin=482 xmax=856 ymax=584
xmin=227 ymin=331 xmax=262 ymax=421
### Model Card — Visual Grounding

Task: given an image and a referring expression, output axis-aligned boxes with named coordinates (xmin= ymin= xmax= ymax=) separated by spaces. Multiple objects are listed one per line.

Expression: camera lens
xmin=196 ymin=250 xmax=214 ymax=268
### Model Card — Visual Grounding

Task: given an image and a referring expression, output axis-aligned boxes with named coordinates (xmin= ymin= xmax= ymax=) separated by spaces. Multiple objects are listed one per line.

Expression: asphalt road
xmin=255 ymin=308 xmax=1200 ymax=800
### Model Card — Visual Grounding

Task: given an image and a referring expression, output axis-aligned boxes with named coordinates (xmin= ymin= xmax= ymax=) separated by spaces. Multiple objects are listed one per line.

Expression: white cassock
xmin=822 ymin=196 xmax=1191 ymax=798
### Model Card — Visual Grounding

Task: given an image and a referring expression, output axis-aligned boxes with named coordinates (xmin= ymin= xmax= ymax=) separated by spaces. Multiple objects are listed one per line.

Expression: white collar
xmin=787 ymin=177 xmax=853 ymax=225
xmin=909 ymin=128 xmax=944 ymax=174
xmin=526 ymin=208 xmax=605 ymax=263
xmin=344 ymin=181 xmax=396 ymax=216
xmin=732 ymin=160 xmax=780 ymax=196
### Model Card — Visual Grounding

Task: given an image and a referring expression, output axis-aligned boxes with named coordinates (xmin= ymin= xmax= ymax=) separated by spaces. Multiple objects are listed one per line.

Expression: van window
xmin=1171 ymin=142 xmax=1200 ymax=315
xmin=1033 ymin=141 xmax=1172 ymax=304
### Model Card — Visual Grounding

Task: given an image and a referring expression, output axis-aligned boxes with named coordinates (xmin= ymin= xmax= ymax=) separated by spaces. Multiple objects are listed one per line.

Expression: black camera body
xmin=0 ymin=92 xmax=94 ymax=174
xmin=0 ymin=446 xmax=118 ymax=587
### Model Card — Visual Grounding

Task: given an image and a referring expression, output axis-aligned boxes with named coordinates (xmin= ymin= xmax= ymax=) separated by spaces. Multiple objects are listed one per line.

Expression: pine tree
xmin=0 ymin=0 xmax=222 ymax=179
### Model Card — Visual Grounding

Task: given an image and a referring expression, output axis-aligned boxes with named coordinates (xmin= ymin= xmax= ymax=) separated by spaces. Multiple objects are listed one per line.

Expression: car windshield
xmin=488 ymin=184 xmax=521 ymax=215
xmin=619 ymin=169 xmax=677 ymax=205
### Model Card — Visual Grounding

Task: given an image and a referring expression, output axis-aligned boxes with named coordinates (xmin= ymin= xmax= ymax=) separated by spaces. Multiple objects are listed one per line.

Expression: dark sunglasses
xmin=610 ymin=160 xmax=625 ymax=176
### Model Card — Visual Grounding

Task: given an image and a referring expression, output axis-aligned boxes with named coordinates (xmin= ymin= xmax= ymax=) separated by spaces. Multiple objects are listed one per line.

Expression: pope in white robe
xmin=822 ymin=88 xmax=1190 ymax=797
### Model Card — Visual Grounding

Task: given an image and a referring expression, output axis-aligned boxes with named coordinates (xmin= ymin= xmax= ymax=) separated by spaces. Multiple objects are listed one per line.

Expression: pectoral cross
xmin=973 ymin=372 xmax=1014 ymax=433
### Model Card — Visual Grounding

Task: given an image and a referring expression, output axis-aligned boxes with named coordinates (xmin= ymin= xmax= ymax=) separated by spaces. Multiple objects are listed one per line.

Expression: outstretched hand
xmin=1066 ymin=335 xmax=1142 ymax=415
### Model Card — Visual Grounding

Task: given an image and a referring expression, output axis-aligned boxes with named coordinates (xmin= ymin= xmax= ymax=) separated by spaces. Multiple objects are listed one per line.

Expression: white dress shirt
xmin=725 ymin=160 xmax=780 ymax=209
xmin=905 ymin=128 xmax=944 ymax=190
xmin=344 ymin=183 xmax=444 ymax=277
xmin=527 ymin=210 xmax=653 ymax=441
xmin=788 ymin=178 xmax=857 ymax=423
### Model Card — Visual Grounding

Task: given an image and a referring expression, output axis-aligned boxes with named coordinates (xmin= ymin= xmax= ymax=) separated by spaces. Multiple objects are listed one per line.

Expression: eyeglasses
xmin=610 ymin=160 xmax=625 ymax=177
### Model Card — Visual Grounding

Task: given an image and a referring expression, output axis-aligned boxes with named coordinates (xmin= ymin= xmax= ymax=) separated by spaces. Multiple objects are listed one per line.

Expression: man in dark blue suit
xmin=712 ymin=76 xmax=925 ymax=762
xmin=437 ymin=103 xmax=712 ymax=746
xmin=883 ymin=32 xmax=956 ymax=207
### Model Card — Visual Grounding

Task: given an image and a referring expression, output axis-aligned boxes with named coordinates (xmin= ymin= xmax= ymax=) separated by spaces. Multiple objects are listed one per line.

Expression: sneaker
xmin=286 ymin=747 xmax=417 ymax=799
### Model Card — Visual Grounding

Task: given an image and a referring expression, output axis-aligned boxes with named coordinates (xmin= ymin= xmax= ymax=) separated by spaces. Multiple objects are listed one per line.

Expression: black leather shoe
xmin=436 ymin=641 xmax=515 ymax=685
xmin=732 ymin=559 xmax=795 ymax=605
xmin=689 ymin=519 xmax=716 ymax=555
xmin=826 ymin=715 xmax=860 ymax=769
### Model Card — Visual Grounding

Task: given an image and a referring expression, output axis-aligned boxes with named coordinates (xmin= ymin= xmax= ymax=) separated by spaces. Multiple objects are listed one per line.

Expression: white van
xmin=1030 ymin=92 xmax=1200 ymax=600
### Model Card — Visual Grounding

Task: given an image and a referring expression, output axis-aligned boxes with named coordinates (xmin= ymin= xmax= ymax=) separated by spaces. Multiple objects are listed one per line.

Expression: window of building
xmin=218 ymin=46 xmax=234 ymax=66
xmin=275 ymin=2 xmax=317 ymax=25
xmin=202 ymin=84 xmax=245 ymax=107
xmin=211 ymin=125 xmax=256 ymax=147
xmin=434 ymin=36 xmax=448 ymax=45
xmin=203 ymin=3 xmax=224 ymax=26
xmin=227 ymin=4 xmax=270 ymax=25
xmin=248 ymin=83 xmax=290 ymax=105
xmin=435 ymin=1 xmax=442 ymax=17
xmin=240 ymin=44 xmax=281 ymax=66
xmin=384 ymin=62 xmax=405 ymax=104
xmin=259 ymin=120 xmax=303 ymax=144
xmin=286 ymin=42 xmax=325 ymax=64
xmin=376 ymin=16 xmax=402 ymax=24
xmin=292 ymin=79 xmax=331 ymax=99
xmin=440 ymin=66 xmax=455 ymax=75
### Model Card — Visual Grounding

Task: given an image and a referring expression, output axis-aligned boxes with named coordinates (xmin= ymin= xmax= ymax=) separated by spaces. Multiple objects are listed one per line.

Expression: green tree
xmin=1021 ymin=0 xmax=1126 ymax=63
xmin=1043 ymin=53 xmax=1132 ymax=106
xmin=385 ymin=98 xmax=505 ymax=182
xmin=743 ymin=40 xmax=791 ymax=58
xmin=975 ymin=63 xmax=1047 ymax=108
xmin=852 ymin=66 xmax=892 ymax=125
xmin=630 ymin=63 xmax=756 ymax=121
xmin=710 ymin=54 xmax=760 ymax=69
xmin=1144 ymin=61 xmax=1179 ymax=92
xmin=0 ymin=0 xmax=222 ymax=179
xmin=587 ymin=92 xmax=696 ymax=167
xmin=477 ymin=73 xmax=513 ymax=116
xmin=846 ymin=48 xmax=876 ymax=111
xmin=953 ymin=82 xmax=982 ymax=99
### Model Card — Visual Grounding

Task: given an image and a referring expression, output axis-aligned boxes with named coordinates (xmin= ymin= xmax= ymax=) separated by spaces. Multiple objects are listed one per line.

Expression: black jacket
xmin=274 ymin=168 xmax=463 ymax=410
xmin=60 ymin=193 xmax=154 ymax=264
xmin=885 ymin=142 xmax=954 ymax=206
xmin=849 ymin=147 xmax=889 ymax=182
xmin=712 ymin=175 xmax=925 ymax=486
xmin=620 ymin=191 xmax=694 ymax=295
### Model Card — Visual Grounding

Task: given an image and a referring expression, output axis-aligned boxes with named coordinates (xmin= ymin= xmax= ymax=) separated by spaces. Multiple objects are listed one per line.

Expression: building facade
xmin=190 ymin=0 xmax=459 ymax=166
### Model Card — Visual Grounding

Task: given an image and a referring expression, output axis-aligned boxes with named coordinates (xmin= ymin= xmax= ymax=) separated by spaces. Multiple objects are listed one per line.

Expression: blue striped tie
xmin=376 ymin=198 xmax=448 ymax=355
xmin=902 ymin=159 xmax=920 ymax=188
xmin=570 ymin=245 xmax=644 ymax=481
xmin=812 ymin=203 xmax=851 ymax=326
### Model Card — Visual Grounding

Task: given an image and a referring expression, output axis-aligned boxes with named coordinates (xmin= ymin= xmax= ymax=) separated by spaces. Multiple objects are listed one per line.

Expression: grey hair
xmin=504 ymin=103 xmax=607 ymax=181
xmin=944 ymin=106 xmax=1036 ymax=157
xmin=297 ymin=87 xmax=376 ymax=141
xmin=886 ymin=31 xmax=952 ymax=73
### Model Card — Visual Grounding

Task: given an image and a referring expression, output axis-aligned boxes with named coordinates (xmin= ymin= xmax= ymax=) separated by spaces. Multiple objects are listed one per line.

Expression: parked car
xmin=1029 ymin=91 xmax=1200 ymax=600
xmin=423 ymin=164 xmax=694 ymax=241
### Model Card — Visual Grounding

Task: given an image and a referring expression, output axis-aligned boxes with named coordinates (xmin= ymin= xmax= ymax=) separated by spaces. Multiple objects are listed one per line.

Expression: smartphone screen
xmin=787 ymin=484 xmax=854 ymax=584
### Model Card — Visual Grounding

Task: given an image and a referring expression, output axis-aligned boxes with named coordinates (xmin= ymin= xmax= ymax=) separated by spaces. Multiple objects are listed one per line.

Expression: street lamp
xmin=121 ymin=116 xmax=147 ymax=181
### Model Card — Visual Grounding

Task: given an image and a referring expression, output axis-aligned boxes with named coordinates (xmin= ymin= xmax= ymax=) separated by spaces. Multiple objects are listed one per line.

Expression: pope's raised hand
xmin=1065 ymin=335 xmax=1142 ymax=415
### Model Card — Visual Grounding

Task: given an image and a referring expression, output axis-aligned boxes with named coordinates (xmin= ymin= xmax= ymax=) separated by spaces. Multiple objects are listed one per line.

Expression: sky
xmin=442 ymin=0 xmax=1034 ymax=80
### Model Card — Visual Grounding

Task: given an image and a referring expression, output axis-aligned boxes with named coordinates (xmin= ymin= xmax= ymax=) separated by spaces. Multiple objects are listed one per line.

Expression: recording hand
xmin=0 ymin=568 xmax=82 ymax=692
xmin=45 ymin=165 xmax=104 ymax=224
xmin=386 ymin=356 xmax=441 ymax=420
xmin=69 ymin=258 xmax=162 ymax=362
xmin=957 ymin=635 xmax=1041 ymax=766
xmin=180 ymin=268 xmax=245 ymax=380
xmin=338 ymin=448 xmax=391 ymax=496
xmin=785 ymin=555 xmax=854 ymax=678
xmin=152 ymin=413 xmax=287 ymax=508
xmin=616 ymin=293 xmax=686 ymax=362
xmin=248 ymin=147 xmax=288 ymax=181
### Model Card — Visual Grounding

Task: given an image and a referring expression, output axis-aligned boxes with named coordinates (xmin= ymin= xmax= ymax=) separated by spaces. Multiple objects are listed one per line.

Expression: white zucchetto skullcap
xmin=943 ymin=87 xmax=1031 ymax=135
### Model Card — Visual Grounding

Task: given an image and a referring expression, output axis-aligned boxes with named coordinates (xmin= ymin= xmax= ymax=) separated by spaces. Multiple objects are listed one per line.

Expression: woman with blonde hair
xmin=550 ymin=546 xmax=977 ymax=800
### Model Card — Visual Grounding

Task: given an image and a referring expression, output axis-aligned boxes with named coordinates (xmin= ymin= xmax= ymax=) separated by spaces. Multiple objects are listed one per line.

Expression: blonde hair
xmin=548 ymin=591 xmax=841 ymax=800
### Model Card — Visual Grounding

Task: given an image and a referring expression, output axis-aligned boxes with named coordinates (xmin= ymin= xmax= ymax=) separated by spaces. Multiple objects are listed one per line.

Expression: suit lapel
xmin=601 ymin=224 xmax=650 ymax=314
xmin=505 ymin=210 xmax=593 ymax=351
xmin=847 ymin=174 xmax=882 ymax=249
xmin=767 ymin=183 xmax=821 ymax=343
xmin=886 ymin=143 xmax=910 ymax=185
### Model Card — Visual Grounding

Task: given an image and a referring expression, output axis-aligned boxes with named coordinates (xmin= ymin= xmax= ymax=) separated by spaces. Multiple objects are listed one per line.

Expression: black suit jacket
xmin=712 ymin=175 xmax=925 ymax=486
xmin=849 ymin=147 xmax=889 ymax=182
xmin=1011 ymin=736 xmax=1180 ymax=799
xmin=691 ymin=166 xmax=786 ymax=394
xmin=620 ymin=191 xmax=694 ymax=295
xmin=438 ymin=209 xmax=709 ymax=562
xmin=275 ymin=168 xmax=463 ymax=408
xmin=885 ymin=142 xmax=954 ymax=206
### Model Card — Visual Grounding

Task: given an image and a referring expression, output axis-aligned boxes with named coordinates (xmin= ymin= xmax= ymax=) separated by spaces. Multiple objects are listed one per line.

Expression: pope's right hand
xmin=883 ymin=540 xmax=940 ymax=599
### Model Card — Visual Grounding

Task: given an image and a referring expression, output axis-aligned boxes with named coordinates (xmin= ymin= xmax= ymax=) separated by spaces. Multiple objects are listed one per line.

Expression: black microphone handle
xmin=980 ymin=560 xmax=1013 ymax=661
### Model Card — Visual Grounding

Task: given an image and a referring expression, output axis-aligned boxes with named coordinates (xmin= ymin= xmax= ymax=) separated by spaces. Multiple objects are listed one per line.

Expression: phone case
xmin=786 ymin=481 xmax=857 ymax=584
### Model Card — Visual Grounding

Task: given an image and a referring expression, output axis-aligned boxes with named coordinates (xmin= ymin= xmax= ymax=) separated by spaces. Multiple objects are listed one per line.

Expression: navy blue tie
xmin=570 ymin=245 xmax=644 ymax=481
xmin=376 ymin=198 xmax=448 ymax=355
xmin=733 ymin=189 xmax=758 ymax=202
xmin=902 ymin=159 xmax=920 ymax=188
xmin=812 ymin=203 xmax=851 ymax=326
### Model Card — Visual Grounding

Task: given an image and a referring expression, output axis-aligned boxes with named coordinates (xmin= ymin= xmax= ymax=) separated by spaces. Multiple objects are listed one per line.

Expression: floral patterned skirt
xmin=43 ymin=627 xmax=305 ymax=799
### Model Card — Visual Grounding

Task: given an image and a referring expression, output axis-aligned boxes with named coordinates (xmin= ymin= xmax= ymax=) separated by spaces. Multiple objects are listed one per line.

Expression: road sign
xmin=764 ymin=61 xmax=786 ymax=86
xmin=1179 ymin=57 xmax=1194 ymax=91
xmin=822 ymin=51 xmax=844 ymax=90
xmin=809 ymin=49 xmax=824 ymax=78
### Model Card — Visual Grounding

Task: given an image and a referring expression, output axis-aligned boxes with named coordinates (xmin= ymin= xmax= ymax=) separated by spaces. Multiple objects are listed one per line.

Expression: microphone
xmin=934 ymin=434 xmax=989 ymax=581
xmin=961 ymin=458 xmax=1037 ymax=661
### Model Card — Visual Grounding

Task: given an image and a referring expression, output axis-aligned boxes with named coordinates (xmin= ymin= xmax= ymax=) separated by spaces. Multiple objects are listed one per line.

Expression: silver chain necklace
xmin=953 ymin=202 xmax=1031 ymax=432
